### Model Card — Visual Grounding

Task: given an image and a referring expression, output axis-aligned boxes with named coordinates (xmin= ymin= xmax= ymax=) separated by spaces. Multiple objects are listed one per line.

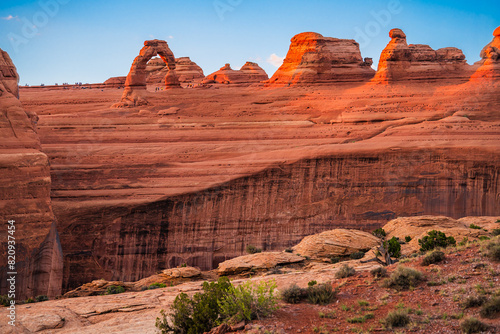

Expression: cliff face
xmin=202 ymin=62 xmax=268 ymax=85
xmin=0 ymin=48 xmax=62 ymax=299
xmin=60 ymin=150 xmax=499 ymax=290
xmin=267 ymin=32 xmax=375 ymax=86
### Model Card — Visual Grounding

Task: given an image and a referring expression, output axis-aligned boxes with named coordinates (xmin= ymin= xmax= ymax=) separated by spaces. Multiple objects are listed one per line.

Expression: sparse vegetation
xmin=335 ymin=264 xmax=356 ymax=279
xmin=319 ymin=310 xmax=336 ymax=319
xmin=330 ymin=256 xmax=341 ymax=264
xmin=463 ymin=295 xmax=487 ymax=309
xmin=422 ymin=250 xmax=445 ymax=266
xmin=281 ymin=284 xmax=307 ymax=304
xmin=149 ymin=283 xmax=167 ymax=290
xmin=370 ymin=267 xmax=387 ymax=279
xmin=492 ymin=229 xmax=500 ymax=236
xmin=349 ymin=251 xmax=365 ymax=260
xmin=479 ymin=297 xmax=500 ymax=318
xmin=35 ymin=295 xmax=48 ymax=302
xmin=382 ymin=266 xmax=423 ymax=290
xmin=383 ymin=309 xmax=410 ymax=328
xmin=405 ymin=235 xmax=412 ymax=242
xmin=307 ymin=282 xmax=337 ymax=305
xmin=418 ymin=230 xmax=456 ymax=252
xmin=387 ymin=237 xmax=401 ymax=258
xmin=469 ymin=224 xmax=482 ymax=230
xmin=461 ymin=317 xmax=489 ymax=333
xmin=483 ymin=237 xmax=500 ymax=261
xmin=105 ymin=285 xmax=125 ymax=295
xmin=373 ymin=228 xmax=386 ymax=238
xmin=246 ymin=245 xmax=262 ymax=254
xmin=347 ymin=313 xmax=374 ymax=323
xmin=0 ymin=295 xmax=12 ymax=307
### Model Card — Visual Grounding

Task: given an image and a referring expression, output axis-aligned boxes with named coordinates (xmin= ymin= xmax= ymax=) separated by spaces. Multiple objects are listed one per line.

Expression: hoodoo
xmin=112 ymin=39 xmax=180 ymax=108
xmin=373 ymin=28 xmax=470 ymax=82
xmin=266 ymin=32 xmax=375 ymax=86
xmin=471 ymin=25 xmax=500 ymax=79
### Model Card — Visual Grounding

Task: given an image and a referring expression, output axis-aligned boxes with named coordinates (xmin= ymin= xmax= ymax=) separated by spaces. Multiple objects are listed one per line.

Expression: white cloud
xmin=267 ymin=53 xmax=284 ymax=67
xmin=1 ymin=15 xmax=18 ymax=21
xmin=168 ymin=35 xmax=174 ymax=39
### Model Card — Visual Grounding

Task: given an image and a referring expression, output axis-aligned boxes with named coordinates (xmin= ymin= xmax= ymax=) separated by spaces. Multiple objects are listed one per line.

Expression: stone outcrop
xmin=471 ymin=26 xmax=500 ymax=79
xmin=202 ymin=62 xmax=268 ymax=85
xmin=0 ymin=48 xmax=62 ymax=299
xmin=147 ymin=56 xmax=205 ymax=84
xmin=217 ymin=252 xmax=304 ymax=275
xmin=266 ymin=32 xmax=375 ymax=86
xmin=103 ymin=76 xmax=125 ymax=88
xmin=112 ymin=39 xmax=180 ymax=107
xmin=292 ymin=229 xmax=380 ymax=260
xmin=373 ymin=28 xmax=470 ymax=82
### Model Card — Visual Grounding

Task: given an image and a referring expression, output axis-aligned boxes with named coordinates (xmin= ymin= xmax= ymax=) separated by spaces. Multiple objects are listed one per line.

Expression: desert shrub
xmin=469 ymin=224 xmax=482 ymax=230
xmin=330 ymin=256 xmax=341 ymax=264
xmin=105 ymin=285 xmax=125 ymax=295
xmin=0 ymin=295 xmax=12 ymax=307
xmin=483 ymin=238 xmax=500 ymax=261
xmin=350 ymin=251 xmax=365 ymax=260
xmin=388 ymin=237 xmax=401 ymax=258
xmin=479 ymin=297 xmax=500 ymax=318
xmin=347 ymin=313 xmax=373 ymax=323
xmin=35 ymin=295 xmax=48 ymax=302
xmin=383 ymin=309 xmax=410 ymax=328
xmin=371 ymin=267 xmax=387 ymax=279
xmin=405 ymin=235 xmax=412 ymax=242
xmin=335 ymin=264 xmax=355 ymax=279
xmin=373 ymin=228 xmax=386 ymax=238
xmin=284 ymin=248 xmax=293 ymax=253
xmin=382 ymin=266 xmax=423 ymax=290
xmin=246 ymin=245 xmax=262 ymax=254
xmin=156 ymin=277 xmax=277 ymax=334
xmin=418 ymin=230 xmax=456 ymax=252
xmin=281 ymin=284 xmax=307 ymax=304
xmin=492 ymin=229 xmax=500 ymax=236
xmin=25 ymin=298 xmax=35 ymax=303
xmin=461 ymin=317 xmax=489 ymax=333
xmin=218 ymin=280 xmax=278 ymax=323
xmin=307 ymin=283 xmax=336 ymax=305
xmin=479 ymin=236 xmax=490 ymax=241
xmin=149 ymin=283 xmax=167 ymax=290
xmin=422 ymin=251 xmax=445 ymax=266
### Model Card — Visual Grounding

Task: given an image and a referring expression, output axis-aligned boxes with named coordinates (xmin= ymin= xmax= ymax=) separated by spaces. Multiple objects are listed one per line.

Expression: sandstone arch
xmin=112 ymin=39 xmax=180 ymax=108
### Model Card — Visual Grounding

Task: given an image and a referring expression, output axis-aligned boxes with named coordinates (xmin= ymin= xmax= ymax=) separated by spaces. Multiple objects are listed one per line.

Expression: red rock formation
xmin=103 ymin=76 xmax=126 ymax=88
xmin=373 ymin=28 xmax=470 ymax=82
xmin=202 ymin=62 xmax=268 ymax=85
xmin=0 ymin=48 xmax=62 ymax=299
xmin=112 ymin=39 xmax=180 ymax=107
xmin=471 ymin=26 xmax=500 ymax=79
xmin=266 ymin=32 xmax=375 ymax=86
xmin=147 ymin=57 xmax=205 ymax=84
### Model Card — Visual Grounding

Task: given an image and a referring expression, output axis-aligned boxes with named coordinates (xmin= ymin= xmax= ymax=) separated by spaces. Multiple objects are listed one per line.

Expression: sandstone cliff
xmin=471 ymin=25 xmax=500 ymax=79
xmin=266 ymin=32 xmax=375 ymax=86
xmin=0 ymin=48 xmax=62 ymax=299
xmin=147 ymin=56 xmax=205 ymax=84
xmin=202 ymin=62 xmax=268 ymax=85
xmin=373 ymin=28 xmax=471 ymax=82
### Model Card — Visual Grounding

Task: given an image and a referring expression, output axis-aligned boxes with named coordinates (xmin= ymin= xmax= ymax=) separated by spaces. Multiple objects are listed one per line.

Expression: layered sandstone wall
xmin=202 ymin=62 xmax=268 ymax=85
xmin=60 ymin=150 xmax=499 ymax=290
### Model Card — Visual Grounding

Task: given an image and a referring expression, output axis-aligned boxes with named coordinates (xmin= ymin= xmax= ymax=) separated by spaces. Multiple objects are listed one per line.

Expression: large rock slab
xmin=218 ymin=252 xmax=304 ymax=275
xmin=266 ymin=32 xmax=374 ymax=86
xmin=292 ymin=229 xmax=379 ymax=259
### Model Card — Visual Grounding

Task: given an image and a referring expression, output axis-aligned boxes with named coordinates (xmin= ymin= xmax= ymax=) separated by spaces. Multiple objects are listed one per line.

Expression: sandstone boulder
xmin=162 ymin=266 xmax=201 ymax=278
xmin=471 ymin=26 xmax=500 ymax=79
xmin=112 ymin=39 xmax=180 ymax=108
xmin=292 ymin=229 xmax=379 ymax=259
xmin=103 ymin=76 xmax=126 ymax=88
xmin=203 ymin=62 xmax=268 ymax=85
xmin=266 ymin=32 xmax=375 ymax=86
xmin=218 ymin=252 xmax=304 ymax=275
xmin=373 ymin=28 xmax=470 ymax=82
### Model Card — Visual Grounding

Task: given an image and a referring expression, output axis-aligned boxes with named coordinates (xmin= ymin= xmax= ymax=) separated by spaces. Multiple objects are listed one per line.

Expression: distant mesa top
xmin=202 ymin=61 xmax=268 ymax=85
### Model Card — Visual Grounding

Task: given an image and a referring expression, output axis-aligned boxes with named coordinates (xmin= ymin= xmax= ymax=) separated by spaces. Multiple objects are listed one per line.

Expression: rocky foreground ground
xmin=1 ymin=215 xmax=499 ymax=333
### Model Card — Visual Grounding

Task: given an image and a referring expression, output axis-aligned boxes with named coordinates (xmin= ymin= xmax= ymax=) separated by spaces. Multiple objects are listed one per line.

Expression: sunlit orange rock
xmin=202 ymin=62 xmax=268 ymax=85
xmin=266 ymin=32 xmax=374 ymax=86
xmin=471 ymin=26 xmax=500 ymax=79
xmin=373 ymin=28 xmax=470 ymax=82
xmin=147 ymin=56 xmax=205 ymax=84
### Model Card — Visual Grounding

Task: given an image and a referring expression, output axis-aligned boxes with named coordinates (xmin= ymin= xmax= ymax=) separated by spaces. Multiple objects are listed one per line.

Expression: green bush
xmin=0 ymin=295 xmax=12 ymax=307
xmin=307 ymin=283 xmax=337 ymax=305
xmin=373 ymin=228 xmax=386 ymax=238
xmin=284 ymin=248 xmax=293 ymax=253
xmin=492 ymin=229 xmax=500 ymax=236
xmin=149 ymin=283 xmax=167 ymax=290
xmin=156 ymin=277 xmax=278 ymax=334
xmin=405 ymin=235 xmax=412 ymax=242
xmin=105 ymin=285 xmax=125 ymax=295
xmin=246 ymin=245 xmax=262 ymax=254
xmin=388 ymin=237 xmax=401 ymax=258
xmin=35 ymin=295 xmax=48 ymax=302
xmin=329 ymin=256 xmax=341 ymax=264
xmin=461 ymin=317 xmax=489 ymax=333
xmin=347 ymin=313 xmax=373 ymax=323
xmin=483 ymin=238 xmax=500 ymax=261
xmin=383 ymin=309 xmax=410 ymax=328
xmin=370 ymin=267 xmax=387 ymax=279
xmin=349 ymin=251 xmax=365 ymax=260
xmin=422 ymin=251 xmax=445 ymax=266
xmin=479 ymin=297 xmax=500 ymax=318
xmin=281 ymin=284 xmax=307 ymax=304
xmin=382 ymin=266 xmax=423 ymax=290
xmin=418 ymin=230 xmax=456 ymax=252
xmin=25 ymin=298 xmax=35 ymax=304
xmin=335 ymin=264 xmax=355 ymax=279
xmin=469 ymin=224 xmax=482 ymax=230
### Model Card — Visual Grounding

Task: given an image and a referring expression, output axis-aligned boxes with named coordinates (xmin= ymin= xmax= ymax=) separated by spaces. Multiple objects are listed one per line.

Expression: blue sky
xmin=0 ymin=0 xmax=498 ymax=85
